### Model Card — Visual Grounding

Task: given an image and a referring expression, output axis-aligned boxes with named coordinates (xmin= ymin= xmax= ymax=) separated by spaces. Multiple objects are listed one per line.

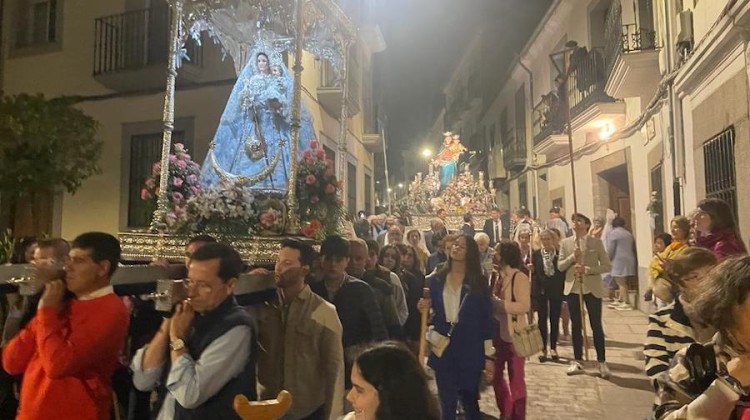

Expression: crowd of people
xmin=0 ymin=196 xmax=748 ymax=419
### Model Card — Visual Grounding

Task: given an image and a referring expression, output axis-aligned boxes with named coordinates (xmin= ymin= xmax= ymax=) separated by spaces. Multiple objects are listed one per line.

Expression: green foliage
xmin=0 ymin=94 xmax=102 ymax=196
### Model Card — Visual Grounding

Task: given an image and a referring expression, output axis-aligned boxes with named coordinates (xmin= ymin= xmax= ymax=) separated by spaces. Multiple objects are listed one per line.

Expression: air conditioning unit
xmin=676 ymin=9 xmax=694 ymax=55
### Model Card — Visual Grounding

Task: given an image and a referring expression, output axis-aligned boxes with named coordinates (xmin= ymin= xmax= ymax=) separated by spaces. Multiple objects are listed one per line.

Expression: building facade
xmin=1 ymin=0 xmax=385 ymax=237
xmin=430 ymin=0 xmax=750 ymax=308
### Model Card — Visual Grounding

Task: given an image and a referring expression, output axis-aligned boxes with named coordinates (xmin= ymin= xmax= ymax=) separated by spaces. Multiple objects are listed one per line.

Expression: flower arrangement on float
xmin=140 ymin=143 xmax=202 ymax=229
xmin=141 ymin=141 xmax=345 ymax=238
xmin=296 ymin=139 xmax=345 ymax=240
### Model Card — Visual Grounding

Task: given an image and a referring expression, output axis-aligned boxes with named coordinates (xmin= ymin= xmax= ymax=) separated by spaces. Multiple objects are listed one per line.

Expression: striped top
xmin=644 ymin=299 xmax=696 ymax=387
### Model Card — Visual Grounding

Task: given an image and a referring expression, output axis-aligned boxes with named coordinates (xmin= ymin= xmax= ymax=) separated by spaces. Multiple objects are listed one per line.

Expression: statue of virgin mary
xmin=200 ymin=44 xmax=314 ymax=194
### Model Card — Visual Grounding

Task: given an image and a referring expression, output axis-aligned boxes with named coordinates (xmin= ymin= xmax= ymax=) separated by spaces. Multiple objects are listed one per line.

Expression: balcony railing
xmin=503 ymin=135 xmax=527 ymax=171
xmin=566 ymin=46 xmax=612 ymax=116
xmin=604 ymin=0 xmax=658 ymax=75
xmin=94 ymin=6 xmax=202 ymax=76
xmin=532 ymin=91 xmax=564 ymax=144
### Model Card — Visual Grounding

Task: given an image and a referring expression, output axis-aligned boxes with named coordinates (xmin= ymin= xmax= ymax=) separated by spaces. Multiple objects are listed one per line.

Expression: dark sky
xmin=373 ymin=0 xmax=552 ymax=179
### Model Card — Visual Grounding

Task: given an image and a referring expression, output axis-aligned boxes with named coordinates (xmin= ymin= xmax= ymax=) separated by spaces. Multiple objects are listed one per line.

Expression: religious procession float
xmin=120 ymin=0 xmax=356 ymax=264
xmin=404 ymin=131 xmax=495 ymax=231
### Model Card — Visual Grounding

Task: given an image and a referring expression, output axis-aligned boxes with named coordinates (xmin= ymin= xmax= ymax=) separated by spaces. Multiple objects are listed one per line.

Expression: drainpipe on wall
xmin=664 ymin=0 xmax=683 ymax=216
xmin=517 ymin=56 xmax=539 ymax=217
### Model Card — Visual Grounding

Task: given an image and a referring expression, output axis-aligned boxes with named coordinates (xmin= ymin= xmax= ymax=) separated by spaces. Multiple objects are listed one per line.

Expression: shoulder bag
xmin=510 ymin=272 xmax=544 ymax=358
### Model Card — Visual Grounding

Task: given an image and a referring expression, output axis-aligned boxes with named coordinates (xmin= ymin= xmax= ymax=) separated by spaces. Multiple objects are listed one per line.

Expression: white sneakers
xmin=608 ymin=300 xmax=632 ymax=310
xmin=599 ymin=362 xmax=611 ymax=379
xmin=566 ymin=361 xmax=611 ymax=379
xmin=566 ymin=361 xmax=584 ymax=375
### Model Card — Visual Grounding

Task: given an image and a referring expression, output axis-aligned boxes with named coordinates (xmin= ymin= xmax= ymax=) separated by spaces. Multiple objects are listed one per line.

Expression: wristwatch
xmin=169 ymin=338 xmax=185 ymax=351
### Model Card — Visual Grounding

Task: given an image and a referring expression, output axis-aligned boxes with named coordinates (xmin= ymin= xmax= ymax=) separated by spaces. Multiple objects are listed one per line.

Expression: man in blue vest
xmin=131 ymin=243 xmax=255 ymax=419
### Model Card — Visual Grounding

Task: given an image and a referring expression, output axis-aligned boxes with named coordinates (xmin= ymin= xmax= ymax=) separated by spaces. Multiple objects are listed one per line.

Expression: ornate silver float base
xmin=119 ymin=231 xmax=315 ymax=266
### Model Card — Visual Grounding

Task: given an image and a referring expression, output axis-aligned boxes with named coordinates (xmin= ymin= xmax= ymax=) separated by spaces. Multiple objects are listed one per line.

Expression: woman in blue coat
xmin=419 ymin=234 xmax=494 ymax=420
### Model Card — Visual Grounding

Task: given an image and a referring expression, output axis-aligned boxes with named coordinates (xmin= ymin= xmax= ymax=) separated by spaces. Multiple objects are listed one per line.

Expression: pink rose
xmin=302 ymin=149 xmax=312 ymax=160
xmin=260 ymin=211 xmax=276 ymax=227
xmin=324 ymin=168 xmax=334 ymax=177
xmin=172 ymin=192 xmax=184 ymax=203
xmin=175 ymin=160 xmax=187 ymax=170
xmin=305 ymin=175 xmax=316 ymax=185
xmin=174 ymin=143 xmax=186 ymax=153
xmin=152 ymin=162 xmax=161 ymax=173
xmin=310 ymin=195 xmax=319 ymax=204
xmin=169 ymin=155 xmax=177 ymax=164
xmin=172 ymin=177 xmax=184 ymax=187
xmin=145 ymin=177 xmax=155 ymax=188
xmin=140 ymin=189 xmax=151 ymax=200
xmin=178 ymin=153 xmax=191 ymax=161
xmin=166 ymin=212 xmax=177 ymax=226
xmin=187 ymin=174 xmax=198 ymax=185
xmin=304 ymin=156 xmax=315 ymax=165
xmin=316 ymin=149 xmax=326 ymax=160
xmin=325 ymin=184 xmax=336 ymax=194
xmin=190 ymin=186 xmax=200 ymax=195
xmin=190 ymin=162 xmax=200 ymax=170
xmin=310 ymin=139 xmax=319 ymax=149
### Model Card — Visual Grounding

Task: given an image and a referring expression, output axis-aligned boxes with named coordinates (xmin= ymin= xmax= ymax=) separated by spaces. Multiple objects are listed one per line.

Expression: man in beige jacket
xmin=558 ymin=213 xmax=612 ymax=378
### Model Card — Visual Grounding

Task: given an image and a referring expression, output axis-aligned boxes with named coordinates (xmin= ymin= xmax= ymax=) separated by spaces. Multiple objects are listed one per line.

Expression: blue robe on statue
xmin=439 ymin=161 xmax=457 ymax=188
xmin=200 ymin=50 xmax=314 ymax=194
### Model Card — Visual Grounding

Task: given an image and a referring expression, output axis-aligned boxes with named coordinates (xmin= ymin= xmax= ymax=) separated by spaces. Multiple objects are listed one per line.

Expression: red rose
xmin=260 ymin=211 xmax=276 ymax=227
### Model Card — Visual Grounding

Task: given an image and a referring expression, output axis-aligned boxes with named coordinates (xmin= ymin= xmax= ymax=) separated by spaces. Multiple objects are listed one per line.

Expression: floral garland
xmin=296 ymin=140 xmax=345 ymax=239
xmin=141 ymin=143 xmax=202 ymax=228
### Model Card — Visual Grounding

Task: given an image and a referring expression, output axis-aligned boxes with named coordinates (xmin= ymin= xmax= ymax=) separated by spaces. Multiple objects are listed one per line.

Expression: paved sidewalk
xmin=478 ymin=304 xmax=654 ymax=420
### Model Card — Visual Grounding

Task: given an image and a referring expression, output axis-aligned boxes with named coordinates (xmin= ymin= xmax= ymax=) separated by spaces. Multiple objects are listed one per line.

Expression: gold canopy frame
xmin=149 ymin=0 xmax=357 ymax=237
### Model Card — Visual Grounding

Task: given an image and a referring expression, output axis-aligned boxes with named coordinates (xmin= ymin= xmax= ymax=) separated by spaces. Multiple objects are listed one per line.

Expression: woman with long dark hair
xmin=418 ymin=234 xmax=493 ymax=420
xmin=393 ymin=243 xmax=425 ymax=352
xmin=491 ymin=240 xmax=530 ymax=420
xmin=344 ymin=341 xmax=440 ymax=420
xmin=692 ymin=198 xmax=746 ymax=260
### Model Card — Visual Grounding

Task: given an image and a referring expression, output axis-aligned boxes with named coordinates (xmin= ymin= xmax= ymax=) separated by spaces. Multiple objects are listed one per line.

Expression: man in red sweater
xmin=2 ymin=232 xmax=130 ymax=420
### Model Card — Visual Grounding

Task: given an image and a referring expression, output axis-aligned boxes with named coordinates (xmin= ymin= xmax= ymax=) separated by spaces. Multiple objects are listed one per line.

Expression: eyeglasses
xmin=182 ymin=278 xmax=213 ymax=291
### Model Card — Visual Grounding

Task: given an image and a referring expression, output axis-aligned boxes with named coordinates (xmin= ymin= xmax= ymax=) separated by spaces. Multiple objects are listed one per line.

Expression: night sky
xmin=373 ymin=0 xmax=552 ymax=180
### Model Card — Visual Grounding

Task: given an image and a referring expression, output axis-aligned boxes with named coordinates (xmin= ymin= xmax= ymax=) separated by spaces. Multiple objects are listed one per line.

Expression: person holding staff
xmin=558 ymin=213 xmax=612 ymax=378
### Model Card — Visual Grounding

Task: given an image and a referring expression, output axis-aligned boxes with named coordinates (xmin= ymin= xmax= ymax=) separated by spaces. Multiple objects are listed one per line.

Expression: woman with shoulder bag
xmin=417 ymin=235 xmax=493 ymax=420
xmin=491 ymin=240 xmax=531 ymax=420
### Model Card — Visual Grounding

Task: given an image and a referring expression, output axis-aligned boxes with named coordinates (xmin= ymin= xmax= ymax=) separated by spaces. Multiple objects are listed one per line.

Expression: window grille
xmin=703 ymin=126 xmax=737 ymax=221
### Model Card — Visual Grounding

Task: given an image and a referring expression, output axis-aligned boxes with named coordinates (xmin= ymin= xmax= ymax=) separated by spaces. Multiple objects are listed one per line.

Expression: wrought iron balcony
xmin=502 ymin=135 xmax=526 ymax=172
xmin=532 ymin=93 xmax=565 ymax=145
xmin=93 ymin=6 xmax=203 ymax=91
xmin=604 ymin=0 xmax=660 ymax=99
xmin=566 ymin=47 xmax=613 ymax=117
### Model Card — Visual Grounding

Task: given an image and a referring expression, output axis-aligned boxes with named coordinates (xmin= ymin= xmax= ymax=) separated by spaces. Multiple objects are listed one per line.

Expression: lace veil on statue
xmin=200 ymin=38 xmax=314 ymax=193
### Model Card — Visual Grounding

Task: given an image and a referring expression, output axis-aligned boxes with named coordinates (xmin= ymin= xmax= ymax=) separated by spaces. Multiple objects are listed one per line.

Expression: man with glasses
xmin=132 ymin=243 xmax=255 ymax=419
xmin=2 ymin=232 xmax=130 ymax=419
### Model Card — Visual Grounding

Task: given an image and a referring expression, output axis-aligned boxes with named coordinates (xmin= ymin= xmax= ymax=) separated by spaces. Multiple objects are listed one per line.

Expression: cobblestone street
xmin=476 ymin=305 xmax=654 ymax=420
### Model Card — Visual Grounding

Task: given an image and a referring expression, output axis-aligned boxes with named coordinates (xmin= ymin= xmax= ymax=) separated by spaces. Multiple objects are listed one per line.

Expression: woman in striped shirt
xmin=644 ymin=247 xmax=718 ymax=386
